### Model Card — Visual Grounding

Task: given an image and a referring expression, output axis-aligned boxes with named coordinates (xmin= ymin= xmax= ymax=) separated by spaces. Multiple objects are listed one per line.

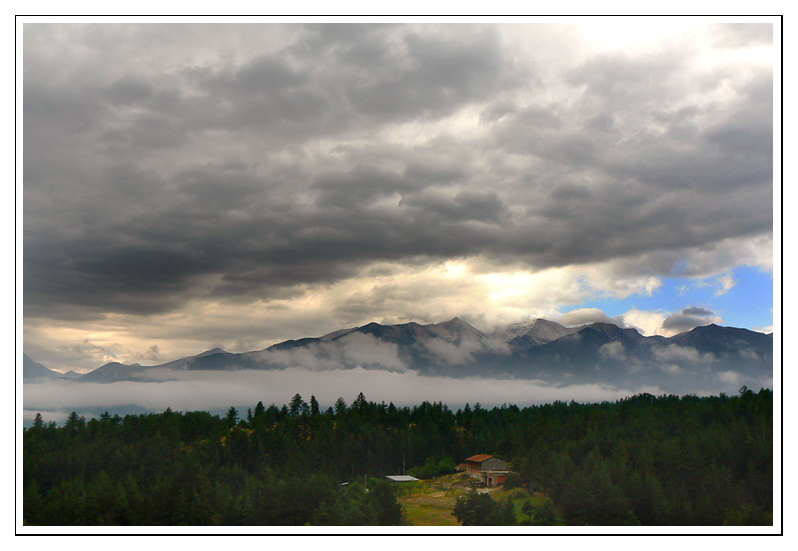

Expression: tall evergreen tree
xmin=310 ymin=395 xmax=320 ymax=416
xmin=225 ymin=406 xmax=239 ymax=427
xmin=289 ymin=394 xmax=307 ymax=417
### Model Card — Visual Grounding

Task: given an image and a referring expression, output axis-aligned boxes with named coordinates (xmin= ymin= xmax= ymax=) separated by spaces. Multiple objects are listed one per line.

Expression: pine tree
xmin=225 ymin=406 xmax=239 ymax=427
xmin=310 ymin=395 xmax=320 ymax=416
xmin=289 ymin=394 xmax=307 ymax=417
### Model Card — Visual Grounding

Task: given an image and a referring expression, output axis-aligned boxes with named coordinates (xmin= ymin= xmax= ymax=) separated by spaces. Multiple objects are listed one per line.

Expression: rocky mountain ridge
xmin=23 ymin=318 xmax=772 ymax=394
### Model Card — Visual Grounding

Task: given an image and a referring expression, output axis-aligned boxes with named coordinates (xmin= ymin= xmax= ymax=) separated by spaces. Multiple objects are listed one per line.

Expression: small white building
xmin=385 ymin=475 xmax=419 ymax=482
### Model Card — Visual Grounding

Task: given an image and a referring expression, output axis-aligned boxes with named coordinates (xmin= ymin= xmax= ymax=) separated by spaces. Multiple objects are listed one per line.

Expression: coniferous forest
xmin=22 ymin=388 xmax=773 ymax=526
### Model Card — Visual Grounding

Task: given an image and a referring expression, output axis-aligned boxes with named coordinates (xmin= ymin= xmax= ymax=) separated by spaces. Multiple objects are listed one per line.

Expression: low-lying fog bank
xmin=22 ymin=366 xmax=772 ymax=426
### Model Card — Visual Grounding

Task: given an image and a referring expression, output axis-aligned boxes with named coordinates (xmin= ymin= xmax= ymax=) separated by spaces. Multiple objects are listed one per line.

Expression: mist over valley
xmin=23 ymin=316 xmax=772 ymax=425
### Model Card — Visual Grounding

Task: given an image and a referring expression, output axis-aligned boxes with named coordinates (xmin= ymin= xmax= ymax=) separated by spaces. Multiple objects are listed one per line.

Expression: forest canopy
xmin=23 ymin=388 xmax=772 ymax=526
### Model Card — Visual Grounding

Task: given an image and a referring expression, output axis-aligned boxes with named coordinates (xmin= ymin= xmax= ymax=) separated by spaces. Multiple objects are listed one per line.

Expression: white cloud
xmin=337 ymin=332 xmax=406 ymax=371
xmin=739 ymin=348 xmax=762 ymax=361
xmin=22 ymin=368 xmax=666 ymax=422
xmin=660 ymin=364 xmax=683 ymax=375
xmin=598 ymin=341 xmax=626 ymax=361
xmin=422 ymin=338 xmax=481 ymax=365
xmin=255 ymin=346 xmax=344 ymax=372
xmin=251 ymin=333 xmax=407 ymax=372
xmin=715 ymin=273 xmax=736 ymax=296
xmin=718 ymin=370 xmax=742 ymax=385
xmin=559 ymin=308 xmax=617 ymax=327
xmin=653 ymin=344 xmax=716 ymax=364
xmin=619 ymin=309 xmax=668 ymax=336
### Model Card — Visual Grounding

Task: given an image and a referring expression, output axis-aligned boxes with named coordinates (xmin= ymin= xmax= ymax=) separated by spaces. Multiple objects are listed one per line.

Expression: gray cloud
xmin=21 ymin=369 xmax=667 ymax=421
xmin=254 ymin=332 xmax=407 ymax=372
xmin=23 ymin=22 xmax=773 ymax=325
xmin=399 ymin=190 xmax=509 ymax=224
xmin=559 ymin=308 xmax=619 ymax=327
xmin=23 ymin=363 xmax=772 ymax=426
xmin=653 ymin=344 xmax=716 ymax=364
xmin=711 ymin=23 xmax=772 ymax=48
xmin=104 ymin=76 xmax=155 ymax=105
xmin=314 ymin=166 xmax=420 ymax=208
xmin=661 ymin=306 xmax=722 ymax=334
xmin=682 ymin=306 xmax=714 ymax=317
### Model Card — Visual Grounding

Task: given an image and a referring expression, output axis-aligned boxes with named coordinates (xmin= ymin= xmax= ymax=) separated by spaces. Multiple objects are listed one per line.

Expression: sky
xmin=21 ymin=19 xmax=777 ymax=374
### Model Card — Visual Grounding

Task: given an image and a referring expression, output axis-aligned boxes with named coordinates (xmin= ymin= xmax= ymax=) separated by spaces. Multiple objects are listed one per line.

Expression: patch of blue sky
xmin=565 ymin=266 xmax=773 ymax=332
xmin=709 ymin=266 xmax=773 ymax=332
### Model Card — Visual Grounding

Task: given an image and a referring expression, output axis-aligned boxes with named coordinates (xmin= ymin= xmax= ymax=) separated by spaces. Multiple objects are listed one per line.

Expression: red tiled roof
xmin=465 ymin=454 xmax=494 ymax=463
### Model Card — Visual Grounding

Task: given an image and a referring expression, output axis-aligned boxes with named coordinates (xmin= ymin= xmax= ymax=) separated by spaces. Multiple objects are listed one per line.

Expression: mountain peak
xmin=197 ymin=347 xmax=228 ymax=357
xmin=430 ymin=317 xmax=484 ymax=341
xmin=99 ymin=361 xmax=129 ymax=368
xmin=23 ymin=354 xmax=66 ymax=380
xmin=529 ymin=318 xmax=560 ymax=327
xmin=438 ymin=317 xmax=470 ymax=328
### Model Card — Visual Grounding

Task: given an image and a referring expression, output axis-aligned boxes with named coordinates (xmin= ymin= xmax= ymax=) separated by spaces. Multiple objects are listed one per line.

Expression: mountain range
xmin=24 ymin=318 xmax=773 ymax=393
xmin=23 ymin=354 xmax=81 ymax=380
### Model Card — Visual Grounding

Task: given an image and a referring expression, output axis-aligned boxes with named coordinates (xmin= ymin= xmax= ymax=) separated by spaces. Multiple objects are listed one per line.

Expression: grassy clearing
xmin=500 ymin=487 xmax=554 ymax=524
xmin=396 ymin=473 xmax=473 ymax=526
xmin=397 ymin=473 xmax=559 ymax=526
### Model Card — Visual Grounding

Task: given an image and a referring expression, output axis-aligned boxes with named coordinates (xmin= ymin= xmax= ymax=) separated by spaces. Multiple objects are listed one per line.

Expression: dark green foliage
xmin=521 ymin=499 xmax=534 ymax=522
xmin=289 ymin=393 xmax=308 ymax=417
xmin=368 ymin=479 xmax=404 ymax=525
xmin=502 ymin=472 xmax=523 ymax=489
xmin=511 ymin=389 xmax=773 ymax=526
xmin=531 ymin=501 xmax=558 ymax=525
xmin=453 ymin=492 xmax=516 ymax=526
xmin=407 ymin=456 xmax=456 ymax=480
xmin=225 ymin=407 xmax=239 ymax=428
xmin=309 ymin=479 xmax=402 ymax=525
xmin=23 ymin=389 xmax=772 ymax=526
xmin=310 ymin=395 xmax=320 ymax=416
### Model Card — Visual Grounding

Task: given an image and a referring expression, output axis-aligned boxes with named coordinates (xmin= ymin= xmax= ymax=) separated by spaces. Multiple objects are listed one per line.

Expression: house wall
xmin=481 ymin=457 xmax=508 ymax=471
xmin=464 ymin=457 xmax=510 ymax=486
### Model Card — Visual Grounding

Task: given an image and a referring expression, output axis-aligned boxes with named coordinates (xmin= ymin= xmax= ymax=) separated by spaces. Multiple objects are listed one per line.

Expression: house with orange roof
xmin=464 ymin=454 xmax=509 ymax=487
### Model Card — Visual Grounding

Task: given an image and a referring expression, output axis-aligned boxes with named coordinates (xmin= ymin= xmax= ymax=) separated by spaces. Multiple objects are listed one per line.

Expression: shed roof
xmin=386 ymin=475 xmax=420 ymax=482
xmin=465 ymin=454 xmax=494 ymax=463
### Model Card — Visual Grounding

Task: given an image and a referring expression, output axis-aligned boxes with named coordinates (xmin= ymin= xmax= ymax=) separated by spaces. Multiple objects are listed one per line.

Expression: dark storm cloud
xmin=23 ymin=23 xmax=774 ymax=319
xmin=347 ymin=27 xmax=525 ymax=120
xmin=313 ymin=166 xmax=420 ymax=208
xmin=682 ymin=306 xmax=714 ymax=317
xmin=181 ymin=53 xmax=329 ymax=130
xmin=292 ymin=24 xmax=527 ymax=122
xmin=175 ymin=160 xmax=266 ymax=209
xmin=661 ymin=306 xmax=719 ymax=334
xmin=399 ymin=190 xmax=509 ymax=224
